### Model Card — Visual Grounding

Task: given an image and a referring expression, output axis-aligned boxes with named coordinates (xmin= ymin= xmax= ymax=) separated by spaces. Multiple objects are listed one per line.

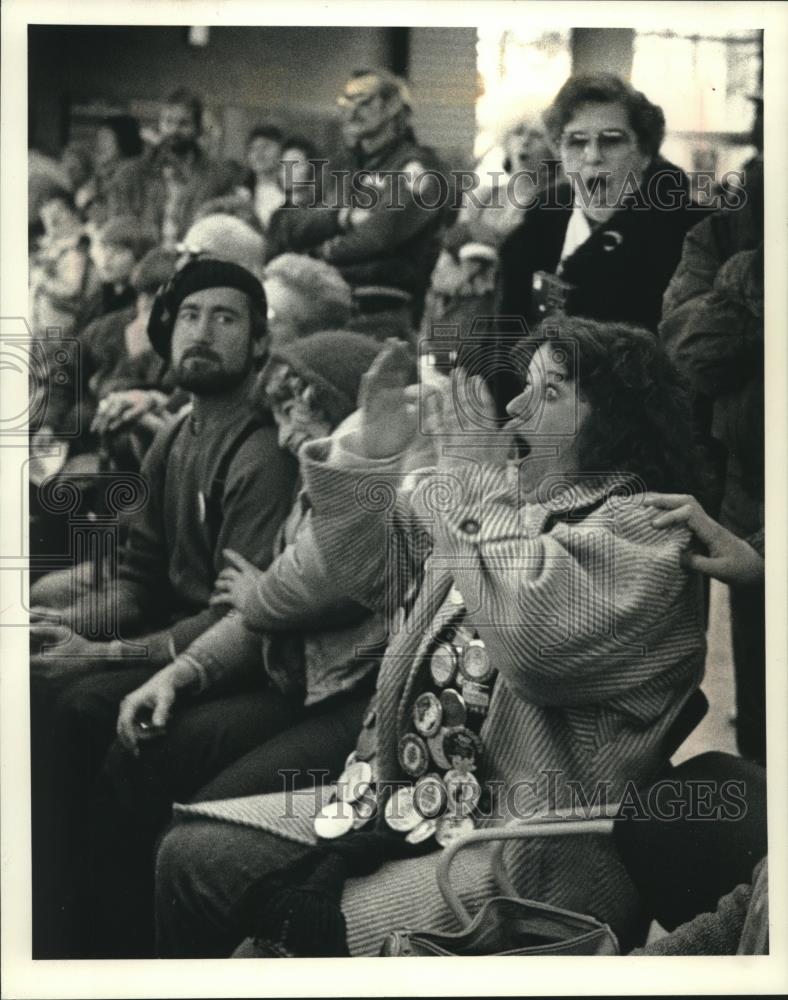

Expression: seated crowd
xmin=27 ymin=68 xmax=766 ymax=959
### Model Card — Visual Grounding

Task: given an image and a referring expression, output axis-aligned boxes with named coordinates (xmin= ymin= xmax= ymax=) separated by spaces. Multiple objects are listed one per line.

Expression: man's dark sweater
xmin=114 ymin=400 xmax=298 ymax=656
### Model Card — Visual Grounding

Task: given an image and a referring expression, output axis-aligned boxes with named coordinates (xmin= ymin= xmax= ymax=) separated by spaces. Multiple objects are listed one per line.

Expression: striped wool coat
xmin=175 ymin=435 xmax=707 ymax=954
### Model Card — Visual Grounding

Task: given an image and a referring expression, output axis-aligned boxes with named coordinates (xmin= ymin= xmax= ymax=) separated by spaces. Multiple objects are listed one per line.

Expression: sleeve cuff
xmin=411 ymin=461 xmax=519 ymax=544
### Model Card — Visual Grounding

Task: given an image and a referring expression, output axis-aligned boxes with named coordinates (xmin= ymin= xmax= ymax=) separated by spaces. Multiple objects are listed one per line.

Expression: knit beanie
xmin=261 ymin=330 xmax=384 ymax=426
xmin=147 ymin=257 xmax=267 ymax=360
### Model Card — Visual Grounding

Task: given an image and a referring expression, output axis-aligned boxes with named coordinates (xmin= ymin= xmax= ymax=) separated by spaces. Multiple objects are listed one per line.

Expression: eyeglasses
xmin=263 ymin=365 xmax=309 ymax=407
xmin=337 ymin=90 xmax=383 ymax=111
xmin=560 ymin=129 xmax=635 ymax=154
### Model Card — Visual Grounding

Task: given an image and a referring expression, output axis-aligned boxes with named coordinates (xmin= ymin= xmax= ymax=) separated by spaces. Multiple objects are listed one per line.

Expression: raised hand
xmin=357 ymin=339 xmax=429 ymax=460
xmin=433 ymin=368 xmax=513 ymax=470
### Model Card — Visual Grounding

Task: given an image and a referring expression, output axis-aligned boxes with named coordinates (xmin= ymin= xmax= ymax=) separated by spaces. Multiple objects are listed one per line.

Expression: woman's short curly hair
xmin=515 ymin=316 xmax=708 ymax=499
xmin=543 ymin=74 xmax=666 ymax=160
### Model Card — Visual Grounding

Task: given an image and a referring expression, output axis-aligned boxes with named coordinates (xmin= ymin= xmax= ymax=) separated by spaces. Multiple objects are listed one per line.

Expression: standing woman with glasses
xmin=498 ymin=74 xmax=711 ymax=338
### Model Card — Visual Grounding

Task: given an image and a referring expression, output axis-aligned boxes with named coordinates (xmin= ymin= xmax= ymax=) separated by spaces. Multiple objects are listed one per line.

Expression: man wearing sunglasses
xmin=497 ymin=74 xmax=710 ymax=336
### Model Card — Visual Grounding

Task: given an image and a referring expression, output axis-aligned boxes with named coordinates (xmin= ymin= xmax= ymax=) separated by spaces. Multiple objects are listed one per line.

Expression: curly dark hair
xmin=543 ymin=74 xmax=666 ymax=159
xmin=514 ymin=316 xmax=709 ymax=500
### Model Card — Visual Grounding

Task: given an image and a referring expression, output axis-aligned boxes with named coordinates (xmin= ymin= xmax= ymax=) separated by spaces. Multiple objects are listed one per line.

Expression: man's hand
xmin=357 ymin=339 xmax=430 ymax=460
xmin=91 ymin=390 xmax=169 ymax=435
xmin=116 ymin=660 xmax=197 ymax=756
xmin=210 ymin=549 xmax=266 ymax=628
xmin=644 ymin=493 xmax=764 ymax=586
xmin=29 ymin=628 xmax=110 ymax=687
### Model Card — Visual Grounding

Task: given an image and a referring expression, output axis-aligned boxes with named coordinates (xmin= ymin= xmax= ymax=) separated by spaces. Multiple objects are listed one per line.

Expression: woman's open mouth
xmin=513 ymin=433 xmax=531 ymax=460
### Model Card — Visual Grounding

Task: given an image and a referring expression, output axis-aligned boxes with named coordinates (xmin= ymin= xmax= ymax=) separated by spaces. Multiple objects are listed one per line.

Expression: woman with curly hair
xmin=154 ymin=316 xmax=708 ymax=958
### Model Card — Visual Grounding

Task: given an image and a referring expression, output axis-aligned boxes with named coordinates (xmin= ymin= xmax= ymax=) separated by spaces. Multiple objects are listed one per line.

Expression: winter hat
xmin=180 ymin=213 xmax=266 ymax=280
xmin=97 ymin=215 xmax=159 ymax=260
xmin=147 ymin=257 xmax=267 ymax=361
xmin=260 ymin=330 xmax=385 ymax=426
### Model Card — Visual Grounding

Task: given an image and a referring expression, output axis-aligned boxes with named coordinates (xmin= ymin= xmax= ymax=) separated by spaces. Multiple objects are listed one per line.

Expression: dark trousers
xmin=31 ymin=667 xmax=158 ymax=958
xmin=613 ymin=751 xmax=767 ymax=932
xmin=81 ymin=676 xmax=374 ymax=957
xmin=729 ymin=583 xmax=766 ymax=766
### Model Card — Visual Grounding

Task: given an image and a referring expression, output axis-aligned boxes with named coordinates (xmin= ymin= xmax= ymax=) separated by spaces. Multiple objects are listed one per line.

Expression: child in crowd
xmin=29 ymin=190 xmax=99 ymax=338
xmin=80 ymin=215 xmax=159 ymax=330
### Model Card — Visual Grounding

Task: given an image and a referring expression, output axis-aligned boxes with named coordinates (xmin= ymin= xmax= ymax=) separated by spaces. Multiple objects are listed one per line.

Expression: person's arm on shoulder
xmin=431 ymin=484 xmax=702 ymax=706
xmin=643 ymin=493 xmax=764 ymax=586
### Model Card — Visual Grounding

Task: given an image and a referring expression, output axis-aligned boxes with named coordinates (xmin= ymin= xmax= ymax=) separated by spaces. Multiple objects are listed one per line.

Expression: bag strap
xmin=203 ymin=414 xmax=268 ymax=548
xmin=436 ymin=809 xmax=617 ymax=928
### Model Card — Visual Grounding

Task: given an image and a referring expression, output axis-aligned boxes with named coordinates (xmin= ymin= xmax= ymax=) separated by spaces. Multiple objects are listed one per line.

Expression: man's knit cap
xmin=147 ymin=257 xmax=267 ymax=360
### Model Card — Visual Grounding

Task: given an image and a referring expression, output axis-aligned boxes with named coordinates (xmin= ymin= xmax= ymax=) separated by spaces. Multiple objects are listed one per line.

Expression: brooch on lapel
xmin=601 ymin=230 xmax=624 ymax=252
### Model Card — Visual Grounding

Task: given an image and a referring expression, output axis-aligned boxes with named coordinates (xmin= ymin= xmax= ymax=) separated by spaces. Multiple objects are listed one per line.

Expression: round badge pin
xmin=412 ymin=692 xmax=442 ymax=738
xmin=435 ymin=813 xmax=476 ymax=847
xmin=314 ymin=798 xmax=355 ymax=839
xmin=439 ymin=688 xmax=467 ymax=729
xmin=406 ymin=818 xmax=438 ymax=844
xmin=398 ymin=733 xmax=429 ymax=779
xmin=336 ymin=759 xmax=373 ymax=803
xmin=444 ymin=768 xmax=481 ymax=815
xmin=413 ymin=773 xmax=449 ymax=819
xmin=427 ymin=727 xmax=453 ymax=770
xmin=460 ymin=680 xmax=490 ymax=715
xmin=461 ymin=638 xmax=494 ymax=683
xmin=442 ymin=727 xmax=481 ymax=769
xmin=384 ymin=787 xmax=422 ymax=833
xmin=429 ymin=642 xmax=458 ymax=688
xmin=352 ymin=789 xmax=378 ymax=829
